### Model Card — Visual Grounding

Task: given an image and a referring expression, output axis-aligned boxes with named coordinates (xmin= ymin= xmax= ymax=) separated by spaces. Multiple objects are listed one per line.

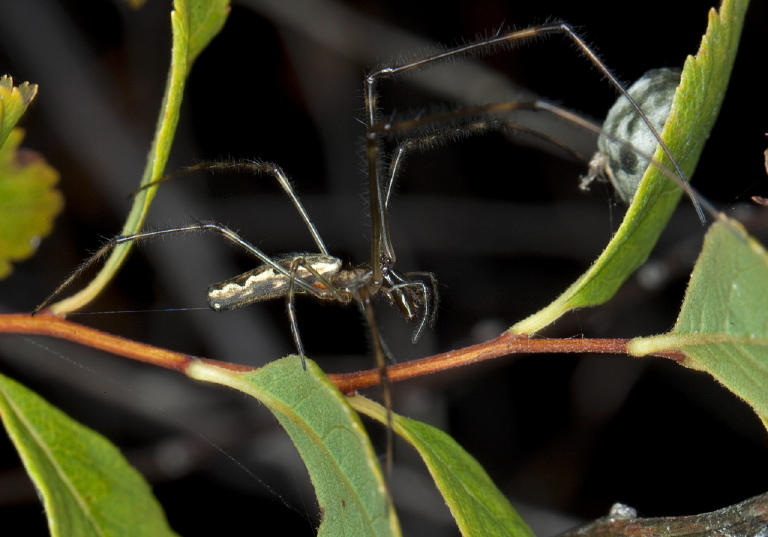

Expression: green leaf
xmin=0 ymin=128 xmax=63 ymax=279
xmin=0 ymin=75 xmax=37 ymax=149
xmin=187 ymin=0 xmax=230 ymax=66
xmin=187 ymin=356 xmax=401 ymax=537
xmin=513 ymin=0 xmax=749 ymax=334
xmin=0 ymin=76 xmax=59 ymax=278
xmin=0 ymin=373 xmax=177 ymax=537
xmin=50 ymin=0 xmax=230 ymax=315
xmin=351 ymin=396 xmax=534 ymax=537
xmin=629 ymin=218 xmax=768 ymax=431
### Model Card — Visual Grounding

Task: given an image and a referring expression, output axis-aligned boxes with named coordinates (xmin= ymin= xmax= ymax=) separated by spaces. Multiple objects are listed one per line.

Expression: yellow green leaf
xmin=187 ymin=0 xmax=230 ymax=66
xmin=50 ymin=0 xmax=230 ymax=314
xmin=0 ymin=128 xmax=63 ymax=279
xmin=352 ymin=396 xmax=534 ymax=537
xmin=513 ymin=0 xmax=749 ymax=334
xmin=0 ymin=75 xmax=37 ymax=149
xmin=0 ymin=372 xmax=178 ymax=537
xmin=187 ymin=357 xmax=401 ymax=537
xmin=629 ymin=218 xmax=768 ymax=431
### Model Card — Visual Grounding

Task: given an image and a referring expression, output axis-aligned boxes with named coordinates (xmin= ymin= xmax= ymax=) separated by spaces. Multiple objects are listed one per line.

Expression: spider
xmin=32 ymin=21 xmax=700 ymax=485
xmin=37 ymin=20 xmax=698 ymax=353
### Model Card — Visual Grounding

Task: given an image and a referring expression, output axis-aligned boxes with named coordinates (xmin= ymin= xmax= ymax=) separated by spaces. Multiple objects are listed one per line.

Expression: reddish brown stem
xmin=0 ymin=314 xmax=251 ymax=373
xmin=1 ymin=313 xmax=664 ymax=393
xmin=329 ymin=332 xmax=629 ymax=392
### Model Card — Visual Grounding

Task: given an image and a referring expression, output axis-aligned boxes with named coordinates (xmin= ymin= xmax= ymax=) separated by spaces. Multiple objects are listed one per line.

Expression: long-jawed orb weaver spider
xmin=32 ymin=18 xmax=704 ymax=494
xmin=34 ymin=23 xmax=699 ymax=343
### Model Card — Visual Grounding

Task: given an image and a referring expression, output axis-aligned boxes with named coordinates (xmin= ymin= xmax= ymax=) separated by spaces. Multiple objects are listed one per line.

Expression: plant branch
xmin=0 ymin=314 xmax=251 ymax=373
xmin=0 ymin=314 xmax=686 ymax=393
xmin=557 ymin=491 xmax=768 ymax=537
xmin=330 ymin=332 xmax=636 ymax=392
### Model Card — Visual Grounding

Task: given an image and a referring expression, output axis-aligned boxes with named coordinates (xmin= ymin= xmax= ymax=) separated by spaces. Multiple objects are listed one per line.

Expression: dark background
xmin=0 ymin=0 xmax=766 ymax=535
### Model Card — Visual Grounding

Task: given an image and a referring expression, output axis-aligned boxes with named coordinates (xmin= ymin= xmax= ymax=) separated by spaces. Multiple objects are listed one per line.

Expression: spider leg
xmin=378 ymin=115 xmax=588 ymax=210
xmin=32 ymin=222 xmax=319 ymax=315
xmin=351 ymin=282 xmax=394 ymax=478
xmin=285 ymin=255 xmax=350 ymax=370
xmin=362 ymin=24 xmax=705 ymax=278
xmin=136 ymin=161 xmax=330 ymax=255
xmin=386 ymin=275 xmax=438 ymax=345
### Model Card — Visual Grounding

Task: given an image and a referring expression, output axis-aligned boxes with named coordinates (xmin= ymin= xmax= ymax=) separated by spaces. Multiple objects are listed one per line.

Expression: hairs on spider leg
xmin=383 ymin=95 xmax=709 ymax=219
xmin=376 ymin=116 xmax=588 ymax=209
xmin=130 ymin=161 xmax=330 ymax=257
xmin=32 ymin=221 xmax=327 ymax=316
xmin=365 ymin=23 xmax=702 ymax=226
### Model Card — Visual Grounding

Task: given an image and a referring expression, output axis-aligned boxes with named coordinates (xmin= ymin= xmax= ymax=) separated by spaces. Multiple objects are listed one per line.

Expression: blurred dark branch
xmin=559 ymin=492 xmax=768 ymax=537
